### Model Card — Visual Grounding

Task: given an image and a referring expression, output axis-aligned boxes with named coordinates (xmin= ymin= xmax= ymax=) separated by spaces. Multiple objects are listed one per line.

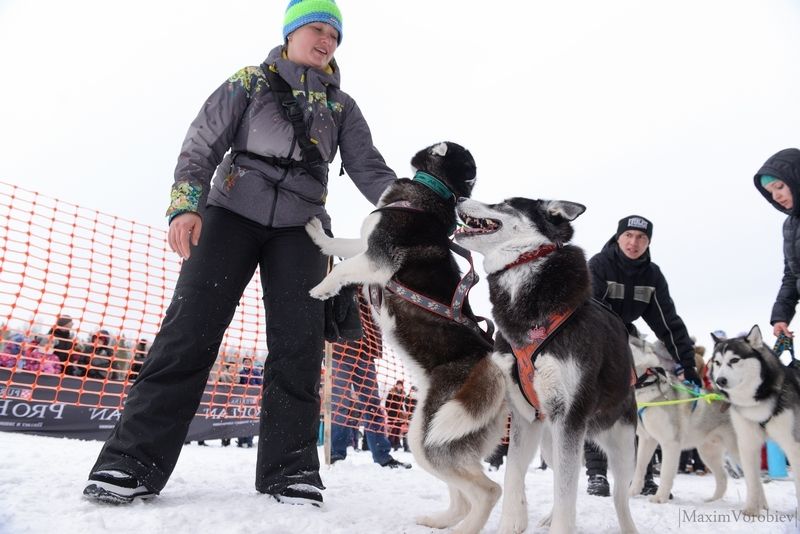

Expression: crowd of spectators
xmin=0 ymin=316 xmax=270 ymax=390
xmin=0 ymin=316 xmax=150 ymax=383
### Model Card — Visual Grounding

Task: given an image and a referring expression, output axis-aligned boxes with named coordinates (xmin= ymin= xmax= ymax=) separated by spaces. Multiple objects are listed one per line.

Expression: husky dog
xmin=307 ymin=142 xmax=508 ymax=534
xmin=710 ymin=325 xmax=800 ymax=516
xmin=629 ymin=335 xmax=739 ymax=503
xmin=454 ymin=197 xmax=638 ymax=534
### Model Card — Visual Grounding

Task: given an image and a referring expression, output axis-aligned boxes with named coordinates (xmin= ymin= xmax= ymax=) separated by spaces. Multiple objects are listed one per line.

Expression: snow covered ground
xmin=0 ymin=431 xmax=797 ymax=534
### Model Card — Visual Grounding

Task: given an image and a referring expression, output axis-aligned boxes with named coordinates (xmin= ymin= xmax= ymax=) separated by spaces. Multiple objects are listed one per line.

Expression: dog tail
xmin=424 ymin=357 xmax=507 ymax=447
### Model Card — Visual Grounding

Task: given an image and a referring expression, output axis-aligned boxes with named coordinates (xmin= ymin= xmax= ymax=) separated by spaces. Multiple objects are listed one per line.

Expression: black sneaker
xmin=83 ymin=470 xmax=155 ymax=504
xmin=381 ymin=458 xmax=412 ymax=469
xmin=270 ymin=484 xmax=323 ymax=507
xmin=640 ymin=478 xmax=658 ymax=495
xmin=641 ymin=478 xmax=672 ymax=498
xmin=587 ymin=474 xmax=610 ymax=497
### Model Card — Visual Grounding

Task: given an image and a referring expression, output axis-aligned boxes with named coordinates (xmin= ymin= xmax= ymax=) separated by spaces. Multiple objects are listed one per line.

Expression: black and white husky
xmin=710 ymin=325 xmax=800 ymax=516
xmin=307 ymin=142 xmax=508 ymax=534
xmin=629 ymin=335 xmax=738 ymax=503
xmin=454 ymin=197 xmax=639 ymax=534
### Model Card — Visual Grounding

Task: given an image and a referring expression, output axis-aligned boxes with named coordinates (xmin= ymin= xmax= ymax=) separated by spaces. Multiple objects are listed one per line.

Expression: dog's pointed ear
xmin=710 ymin=331 xmax=721 ymax=344
xmin=745 ymin=324 xmax=763 ymax=348
xmin=431 ymin=142 xmax=448 ymax=157
xmin=547 ymin=200 xmax=586 ymax=221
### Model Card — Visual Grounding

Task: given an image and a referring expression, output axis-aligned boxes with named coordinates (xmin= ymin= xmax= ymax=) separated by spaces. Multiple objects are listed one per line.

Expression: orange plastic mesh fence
xmin=0 ymin=182 xmax=414 ymax=434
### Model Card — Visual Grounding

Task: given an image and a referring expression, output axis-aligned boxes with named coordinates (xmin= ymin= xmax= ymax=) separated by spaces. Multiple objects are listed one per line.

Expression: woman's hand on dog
xmin=169 ymin=212 xmax=202 ymax=260
xmin=774 ymin=321 xmax=794 ymax=339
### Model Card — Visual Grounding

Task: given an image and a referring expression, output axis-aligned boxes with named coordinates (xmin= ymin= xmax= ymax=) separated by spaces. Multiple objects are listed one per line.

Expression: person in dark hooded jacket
xmin=753 ymin=148 xmax=800 ymax=340
xmin=583 ymin=214 xmax=699 ymax=498
xmin=589 ymin=216 xmax=698 ymax=380
xmin=83 ymin=0 xmax=396 ymax=508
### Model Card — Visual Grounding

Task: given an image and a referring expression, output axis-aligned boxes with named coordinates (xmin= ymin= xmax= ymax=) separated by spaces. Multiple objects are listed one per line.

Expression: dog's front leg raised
xmin=309 ymin=253 xmax=393 ymax=300
xmin=498 ymin=408 xmax=544 ymax=534
xmin=731 ymin=412 xmax=768 ymax=515
xmin=305 ymin=216 xmax=371 ymax=259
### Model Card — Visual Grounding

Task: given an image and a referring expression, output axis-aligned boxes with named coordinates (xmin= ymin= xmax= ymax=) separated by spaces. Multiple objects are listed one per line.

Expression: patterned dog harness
xmin=512 ymin=308 xmax=577 ymax=412
xmin=368 ymin=200 xmax=494 ymax=348
xmin=498 ymin=244 xmax=578 ymax=412
xmin=503 ymin=245 xmax=638 ymax=413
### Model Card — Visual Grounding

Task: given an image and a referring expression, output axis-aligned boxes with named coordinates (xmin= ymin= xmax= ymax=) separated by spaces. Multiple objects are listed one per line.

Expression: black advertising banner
xmin=0 ymin=369 xmax=258 ymax=441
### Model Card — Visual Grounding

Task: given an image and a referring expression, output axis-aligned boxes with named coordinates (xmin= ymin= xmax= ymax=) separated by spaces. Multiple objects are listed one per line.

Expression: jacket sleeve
xmin=166 ymin=68 xmax=255 ymax=221
xmin=770 ymin=258 xmax=799 ymax=325
xmin=337 ymin=98 xmax=397 ymax=205
xmin=642 ymin=268 xmax=696 ymax=369
xmin=588 ymin=254 xmax=611 ymax=301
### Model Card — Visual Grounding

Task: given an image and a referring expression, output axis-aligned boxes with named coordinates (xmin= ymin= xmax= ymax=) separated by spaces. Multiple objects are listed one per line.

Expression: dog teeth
xmin=456 ymin=214 xmax=501 ymax=235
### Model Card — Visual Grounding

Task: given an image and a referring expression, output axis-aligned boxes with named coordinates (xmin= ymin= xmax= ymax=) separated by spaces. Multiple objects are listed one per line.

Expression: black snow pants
xmin=89 ymin=206 xmax=327 ymax=494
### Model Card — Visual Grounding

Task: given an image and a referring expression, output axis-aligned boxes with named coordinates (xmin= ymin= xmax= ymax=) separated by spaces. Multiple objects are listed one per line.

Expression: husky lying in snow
xmin=629 ymin=335 xmax=739 ymax=503
xmin=454 ymin=197 xmax=639 ymax=534
xmin=710 ymin=325 xmax=800 ymax=516
xmin=306 ymin=142 xmax=507 ymax=534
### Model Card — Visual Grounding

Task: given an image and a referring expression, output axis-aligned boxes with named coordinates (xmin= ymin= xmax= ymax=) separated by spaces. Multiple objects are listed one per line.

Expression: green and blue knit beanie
xmin=283 ymin=0 xmax=343 ymax=45
xmin=760 ymin=175 xmax=778 ymax=187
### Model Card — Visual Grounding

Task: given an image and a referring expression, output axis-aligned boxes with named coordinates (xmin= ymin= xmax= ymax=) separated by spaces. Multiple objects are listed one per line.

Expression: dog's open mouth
xmin=455 ymin=214 xmax=502 ymax=236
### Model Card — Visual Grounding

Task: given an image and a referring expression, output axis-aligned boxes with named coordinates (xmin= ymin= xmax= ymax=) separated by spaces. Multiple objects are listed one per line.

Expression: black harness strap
xmin=634 ymin=367 xmax=666 ymax=390
xmin=256 ymin=65 xmax=328 ymax=184
xmin=366 ymin=202 xmax=494 ymax=348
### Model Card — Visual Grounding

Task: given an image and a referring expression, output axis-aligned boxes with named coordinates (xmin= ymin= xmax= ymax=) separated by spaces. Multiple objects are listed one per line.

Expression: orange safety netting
xmin=0 ymin=181 xmax=413 ymax=437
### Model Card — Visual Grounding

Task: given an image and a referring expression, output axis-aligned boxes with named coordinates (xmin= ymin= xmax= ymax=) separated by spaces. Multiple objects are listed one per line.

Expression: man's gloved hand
xmin=681 ymin=366 xmax=702 ymax=388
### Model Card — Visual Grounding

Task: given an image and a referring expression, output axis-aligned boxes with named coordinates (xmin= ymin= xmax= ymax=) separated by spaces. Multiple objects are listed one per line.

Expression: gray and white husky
xmin=710 ymin=325 xmax=800 ymax=516
xmin=307 ymin=142 xmax=508 ymax=534
xmin=454 ymin=197 xmax=639 ymax=534
xmin=629 ymin=335 xmax=738 ymax=503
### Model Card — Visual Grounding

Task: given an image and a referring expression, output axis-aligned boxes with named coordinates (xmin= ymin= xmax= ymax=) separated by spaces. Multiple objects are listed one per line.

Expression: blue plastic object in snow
xmin=766 ymin=439 xmax=788 ymax=478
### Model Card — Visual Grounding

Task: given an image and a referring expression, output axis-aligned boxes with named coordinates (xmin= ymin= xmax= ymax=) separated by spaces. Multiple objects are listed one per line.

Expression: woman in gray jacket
xmin=84 ymin=0 xmax=396 ymax=507
xmin=754 ymin=148 xmax=800 ymax=339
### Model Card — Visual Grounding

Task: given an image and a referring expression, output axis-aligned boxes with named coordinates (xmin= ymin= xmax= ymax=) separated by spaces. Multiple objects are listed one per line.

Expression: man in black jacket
xmin=584 ymin=215 xmax=700 ymax=497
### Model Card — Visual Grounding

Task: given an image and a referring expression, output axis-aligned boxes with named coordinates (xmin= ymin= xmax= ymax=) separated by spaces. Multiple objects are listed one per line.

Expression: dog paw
xmin=648 ymin=493 xmax=670 ymax=504
xmin=416 ymin=513 xmax=458 ymax=529
xmin=498 ymin=518 xmax=528 ymax=534
xmin=305 ymin=217 xmax=327 ymax=244
xmin=309 ymin=283 xmax=339 ymax=301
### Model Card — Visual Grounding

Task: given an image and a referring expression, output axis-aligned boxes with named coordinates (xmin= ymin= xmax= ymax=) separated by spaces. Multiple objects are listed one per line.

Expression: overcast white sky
xmin=1 ymin=0 xmax=800 ymax=351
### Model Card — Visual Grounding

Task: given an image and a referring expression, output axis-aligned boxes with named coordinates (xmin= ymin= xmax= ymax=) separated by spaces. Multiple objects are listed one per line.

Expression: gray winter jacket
xmin=167 ymin=45 xmax=396 ymax=229
xmin=754 ymin=148 xmax=800 ymax=325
